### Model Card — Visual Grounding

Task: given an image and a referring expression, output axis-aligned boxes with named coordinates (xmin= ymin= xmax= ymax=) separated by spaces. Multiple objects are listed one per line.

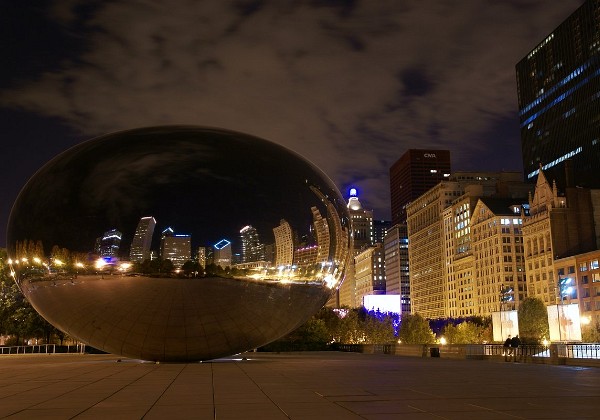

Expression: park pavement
xmin=0 ymin=351 xmax=599 ymax=419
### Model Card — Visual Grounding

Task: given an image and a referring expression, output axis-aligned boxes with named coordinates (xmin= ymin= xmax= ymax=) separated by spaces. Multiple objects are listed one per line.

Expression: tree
xmin=518 ymin=297 xmax=549 ymax=344
xmin=398 ymin=313 xmax=435 ymax=344
xmin=582 ymin=320 xmax=600 ymax=343
xmin=443 ymin=321 xmax=490 ymax=344
xmin=0 ymin=248 xmax=64 ymax=345
xmin=363 ymin=311 xmax=397 ymax=344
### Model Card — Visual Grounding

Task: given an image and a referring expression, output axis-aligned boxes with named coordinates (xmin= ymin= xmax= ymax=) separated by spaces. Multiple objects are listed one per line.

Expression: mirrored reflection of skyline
xmin=8 ymin=126 xmax=351 ymax=287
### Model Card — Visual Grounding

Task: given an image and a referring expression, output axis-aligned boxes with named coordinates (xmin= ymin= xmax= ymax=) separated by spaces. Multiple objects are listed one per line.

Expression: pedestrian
xmin=510 ymin=335 xmax=522 ymax=362
xmin=503 ymin=335 xmax=512 ymax=362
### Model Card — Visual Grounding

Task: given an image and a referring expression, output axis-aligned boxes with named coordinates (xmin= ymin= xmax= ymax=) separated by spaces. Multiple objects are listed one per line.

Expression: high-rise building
xmin=273 ymin=219 xmax=294 ymax=266
xmin=471 ymin=198 xmax=527 ymax=316
xmin=522 ymin=169 xmax=598 ymax=305
xmin=517 ymin=0 xmax=600 ymax=188
xmin=213 ymin=239 xmax=232 ymax=268
xmin=160 ymin=229 xmax=191 ymax=268
xmin=347 ymin=188 xmax=373 ymax=253
xmin=129 ymin=216 xmax=156 ymax=263
xmin=98 ymin=228 xmax=122 ymax=258
xmin=383 ymin=224 xmax=410 ymax=314
xmin=354 ymin=244 xmax=385 ymax=305
xmin=389 ymin=149 xmax=451 ymax=225
xmin=406 ymin=171 xmax=529 ymax=318
xmin=373 ymin=220 xmax=392 ymax=245
xmin=240 ymin=225 xmax=265 ymax=263
xmin=197 ymin=247 xmax=207 ymax=269
xmin=311 ymin=207 xmax=330 ymax=263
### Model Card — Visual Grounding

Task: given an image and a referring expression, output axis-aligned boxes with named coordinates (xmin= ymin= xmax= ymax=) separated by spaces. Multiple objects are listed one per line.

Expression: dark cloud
xmin=0 ymin=0 xmax=586 ymax=243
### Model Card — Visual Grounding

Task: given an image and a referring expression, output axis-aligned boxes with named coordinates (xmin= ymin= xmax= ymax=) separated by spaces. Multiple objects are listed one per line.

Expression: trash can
xmin=430 ymin=347 xmax=440 ymax=357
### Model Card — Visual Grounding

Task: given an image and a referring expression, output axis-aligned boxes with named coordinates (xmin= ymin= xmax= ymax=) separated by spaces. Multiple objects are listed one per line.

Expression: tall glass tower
xmin=240 ymin=225 xmax=265 ymax=263
xmin=129 ymin=216 xmax=156 ymax=263
xmin=517 ymin=0 xmax=600 ymax=187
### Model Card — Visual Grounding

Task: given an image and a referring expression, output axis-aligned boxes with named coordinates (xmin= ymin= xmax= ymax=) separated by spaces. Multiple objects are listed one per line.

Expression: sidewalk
xmin=0 ymin=351 xmax=599 ymax=419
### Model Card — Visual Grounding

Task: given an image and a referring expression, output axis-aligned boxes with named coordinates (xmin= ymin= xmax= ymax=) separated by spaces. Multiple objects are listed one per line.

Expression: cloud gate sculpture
xmin=7 ymin=126 xmax=351 ymax=362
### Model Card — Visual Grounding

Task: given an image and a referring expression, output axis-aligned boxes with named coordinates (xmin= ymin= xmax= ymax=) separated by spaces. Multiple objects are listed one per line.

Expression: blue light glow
xmin=214 ymin=239 xmax=231 ymax=250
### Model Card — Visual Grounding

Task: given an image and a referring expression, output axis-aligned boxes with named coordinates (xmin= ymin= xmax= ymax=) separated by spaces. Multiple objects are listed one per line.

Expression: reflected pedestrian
xmin=504 ymin=335 xmax=512 ymax=362
xmin=510 ymin=335 xmax=521 ymax=362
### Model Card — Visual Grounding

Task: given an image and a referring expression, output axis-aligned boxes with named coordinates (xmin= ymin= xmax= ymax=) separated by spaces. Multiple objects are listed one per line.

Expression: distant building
xmin=273 ymin=219 xmax=294 ymax=267
xmin=522 ymin=169 xmax=598 ymax=305
xmin=240 ymin=225 xmax=265 ymax=263
xmin=471 ymin=197 xmax=527 ymax=316
xmin=213 ymin=239 xmax=232 ymax=268
xmin=373 ymin=220 xmax=391 ymax=245
xmin=389 ymin=149 xmax=451 ymax=225
xmin=383 ymin=224 xmax=410 ymax=314
xmin=347 ymin=188 xmax=373 ymax=253
xmin=294 ymin=245 xmax=318 ymax=267
xmin=98 ymin=228 xmax=122 ymax=258
xmin=354 ymin=244 xmax=385 ymax=305
xmin=161 ymin=229 xmax=191 ymax=268
xmin=554 ymin=249 xmax=600 ymax=326
xmin=517 ymin=0 xmax=600 ymax=188
xmin=197 ymin=247 xmax=207 ymax=269
xmin=129 ymin=216 xmax=156 ymax=263
xmin=311 ymin=207 xmax=330 ymax=263
xmin=407 ymin=171 xmax=531 ymax=318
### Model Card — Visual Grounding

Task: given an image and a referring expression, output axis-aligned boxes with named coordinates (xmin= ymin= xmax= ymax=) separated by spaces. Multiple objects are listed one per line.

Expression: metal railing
xmin=0 ymin=344 xmax=56 ymax=354
xmin=0 ymin=343 xmax=87 ymax=355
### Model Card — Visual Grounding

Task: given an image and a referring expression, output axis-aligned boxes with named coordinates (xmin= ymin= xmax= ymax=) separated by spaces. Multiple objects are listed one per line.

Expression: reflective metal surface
xmin=7 ymin=126 xmax=351 ymax=361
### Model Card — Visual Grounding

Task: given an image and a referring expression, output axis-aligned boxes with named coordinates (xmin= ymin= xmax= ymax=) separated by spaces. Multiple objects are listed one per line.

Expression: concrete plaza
xmin=0 ymin=351 xmax=598 ymax=419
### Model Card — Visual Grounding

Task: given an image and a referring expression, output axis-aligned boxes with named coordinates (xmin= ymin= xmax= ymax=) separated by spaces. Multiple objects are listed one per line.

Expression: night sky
xmin=0 ymin=0 xmax=585 ymax=247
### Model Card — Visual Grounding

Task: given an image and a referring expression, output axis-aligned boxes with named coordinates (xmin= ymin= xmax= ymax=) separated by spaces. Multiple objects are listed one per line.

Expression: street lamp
xmin=499 ymin=286 xmax=514 ymax=341
xmin=557 ymin=275 xmax=573 ymax=342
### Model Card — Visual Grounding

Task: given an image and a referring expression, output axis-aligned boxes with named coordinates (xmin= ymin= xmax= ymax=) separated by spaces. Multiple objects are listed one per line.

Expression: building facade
xmin=129 ymin=216 xmax=156 ymax=263
xmin=347 ymin=188 xmax=373 ymax=253
xmin=213 ymin=239 xmax=232 ymax=268
xmin=389 ymin=149 xmax=451 ymax=225
xmin=273 ymin=219 xmax=294 ymax=267
xmin=240 ymin=225 xmax=265 ymax=263
xmin=161 ymin=233 xmax=191 ymax=268
xmin=383 ymin=223 xmax=410 ymax=314
xmin=354 ymin=244 xmax=385 ymax=305
xmin=522 ymin=169 xmax=598 ymax=305
xmin=471 ymin=198 xmax=527 ymax=316
xmin=554 ymin=250 xmax=600 ymax=327
xmin=517 ymin=0 xmax=600 ymax=187
xmin=407 ymin=172 xmax=531 ymax=318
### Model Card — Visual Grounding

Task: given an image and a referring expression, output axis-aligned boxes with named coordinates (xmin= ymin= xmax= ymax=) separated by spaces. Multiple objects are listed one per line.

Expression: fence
xmin=337 ymin=342 xmax=600 ymax=365
xmin=0 ymin=343 xmax=86 ymax=355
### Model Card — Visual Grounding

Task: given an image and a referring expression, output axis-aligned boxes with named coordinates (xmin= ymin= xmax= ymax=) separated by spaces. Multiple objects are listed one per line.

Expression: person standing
xmin=504 ymin=335 xmax=512 ymax=362
xmin=510 ymin=335 xmax=522 ymax=362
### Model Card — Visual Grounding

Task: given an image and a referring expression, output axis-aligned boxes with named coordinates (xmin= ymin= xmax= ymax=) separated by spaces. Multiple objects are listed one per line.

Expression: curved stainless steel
xmin=7 ymin=126 xmax=350 ymax=361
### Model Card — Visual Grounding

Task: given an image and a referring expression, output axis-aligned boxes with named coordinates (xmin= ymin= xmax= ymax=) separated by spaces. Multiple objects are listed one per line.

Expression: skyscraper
xmin=373 ymin=220 xmax=392 ymax=245
xmin=383 ymin=224 xmax=410 ymax=314
xmin=160 ymin=228 xmax=191 ymax=268
xmin=98 ymin=228 xmax=122 ymax=258
xmin=240 ymin=225 xmax=265 ymax=263
xmin=311 ymin=207 xmax=330 ymax=263
xmin=517 ymin=0 xmax=600 ymax=187
xmin=129 ymin=216 xmax=156 ymax=263
xmin=389 ymin=149 xmax=451 ymax=225
xmin=347 ymin=188 xmax=373 ymax=253
xmin=213 ymin=239 xmax=232 ymax=268
xmin=273 ymin=219 xmax=294 ymax=266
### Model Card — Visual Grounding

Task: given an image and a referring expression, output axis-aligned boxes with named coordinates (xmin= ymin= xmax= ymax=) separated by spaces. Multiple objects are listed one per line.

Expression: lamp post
xmin=499 ymin=285 xmax=513 ymax=341
xmin=557 ymin=275 xmax=573 ymax=342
